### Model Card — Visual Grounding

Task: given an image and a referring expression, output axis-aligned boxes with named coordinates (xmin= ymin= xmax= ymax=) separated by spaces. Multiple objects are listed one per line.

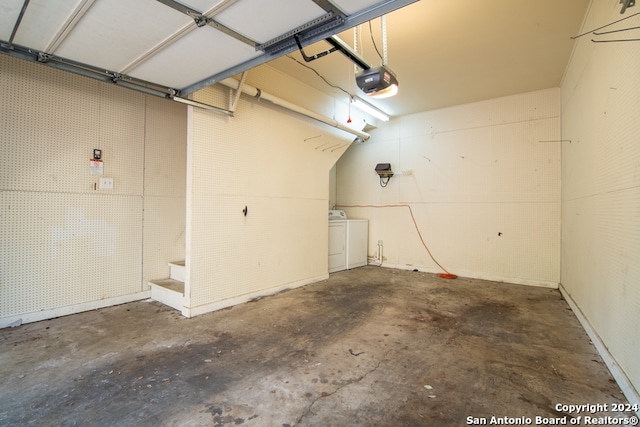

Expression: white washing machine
xmin=328 ymin=210 xmax=368 ymax=273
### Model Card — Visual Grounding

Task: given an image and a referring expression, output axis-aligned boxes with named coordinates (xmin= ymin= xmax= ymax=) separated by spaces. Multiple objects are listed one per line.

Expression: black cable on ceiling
xmin=285 ymin=54 xmax=351 ymax=98
xmin=368 ymin=20 xmax=383 ymax=62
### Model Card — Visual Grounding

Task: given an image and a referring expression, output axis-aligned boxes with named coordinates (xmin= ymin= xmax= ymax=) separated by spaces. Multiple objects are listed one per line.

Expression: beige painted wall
xmin=0 ymin=55 xmax=186 ymax=327
xmin=183 ymin=66 xmax=357 ymax=316
xmin=142 ymin=97 xmax=187 ymax=285
xmin=336 ymin=88 xmax=561 ymax=286
xmin=561 ymin=1 xmax=640 ymax=402
xmin=0 ymin=52 xmax=369 ymax=324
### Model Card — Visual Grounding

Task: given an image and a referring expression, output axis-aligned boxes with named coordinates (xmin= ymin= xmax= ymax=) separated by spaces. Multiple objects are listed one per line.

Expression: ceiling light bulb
xmin=351 ymin=97 xmax=390 ymax=121
xmin=367 ymin=83 xmax=398 ymax=99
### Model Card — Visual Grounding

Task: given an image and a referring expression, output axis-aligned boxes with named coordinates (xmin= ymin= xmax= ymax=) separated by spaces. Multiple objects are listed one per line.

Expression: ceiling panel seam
xmin=45 ymin=0 xmax=96 ymax=53
xmin=119 ymin=24 xmax=195 ymax=75
xmin=8 ymin=0 xmax=30 ymax=46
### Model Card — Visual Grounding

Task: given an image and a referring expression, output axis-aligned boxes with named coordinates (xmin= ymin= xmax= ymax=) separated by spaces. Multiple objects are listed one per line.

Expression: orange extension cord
xmin=336 ymin=204 xmax=457 ymax=279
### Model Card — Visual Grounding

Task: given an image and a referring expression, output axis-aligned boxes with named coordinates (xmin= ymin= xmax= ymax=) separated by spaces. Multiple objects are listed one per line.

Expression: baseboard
xmin=379 ymin=263 xmax=559 ymax=289
xmin=0 ymin=290 xmax=150 ymax=329
xmin=182 ymin=273 xmax=329 ymax=318
xmin=559 ymin=284 xmax=640 ymax=417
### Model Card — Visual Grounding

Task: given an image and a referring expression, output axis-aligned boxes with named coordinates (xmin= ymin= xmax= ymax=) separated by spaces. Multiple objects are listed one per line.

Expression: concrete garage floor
xmin=0 ymin=267 xmax=634 ymax=426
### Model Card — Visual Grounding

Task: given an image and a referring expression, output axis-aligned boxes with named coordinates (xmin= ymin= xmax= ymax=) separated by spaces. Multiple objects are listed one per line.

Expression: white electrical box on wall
xmin=99 ymin=177 xmax=114 ymax=189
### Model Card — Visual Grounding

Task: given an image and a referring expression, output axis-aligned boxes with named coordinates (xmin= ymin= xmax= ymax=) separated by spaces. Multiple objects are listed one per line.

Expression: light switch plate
xmin=99 ymin=177 xmax=114 ymax=190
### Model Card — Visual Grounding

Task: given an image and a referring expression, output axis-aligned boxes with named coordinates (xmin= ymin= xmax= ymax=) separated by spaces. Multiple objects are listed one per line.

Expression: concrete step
xmin=149 ymin=278 xmax=184 ymax=311
xmin=168 ymin=261 xmax=185 ymax=282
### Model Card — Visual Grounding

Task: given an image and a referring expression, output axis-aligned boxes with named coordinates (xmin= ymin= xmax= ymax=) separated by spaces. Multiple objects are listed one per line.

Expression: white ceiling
xmin=267 ymin=0 xmax=593 ymax=117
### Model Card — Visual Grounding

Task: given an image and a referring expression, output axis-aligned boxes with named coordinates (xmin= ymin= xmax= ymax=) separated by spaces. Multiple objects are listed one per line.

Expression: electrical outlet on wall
xmin=99 ymin=177 xmax=114 ymax=190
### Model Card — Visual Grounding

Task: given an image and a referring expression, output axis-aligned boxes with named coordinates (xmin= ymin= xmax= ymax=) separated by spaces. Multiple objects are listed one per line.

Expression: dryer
xmin=328 ymin=210 xmax=368 ymax=273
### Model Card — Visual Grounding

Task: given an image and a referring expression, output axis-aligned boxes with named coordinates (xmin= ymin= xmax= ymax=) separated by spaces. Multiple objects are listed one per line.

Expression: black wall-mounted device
xmin=375 ymin=163 xmax=394 ymax=178
xmin=375 ymin=163 xmax=394 ymax=188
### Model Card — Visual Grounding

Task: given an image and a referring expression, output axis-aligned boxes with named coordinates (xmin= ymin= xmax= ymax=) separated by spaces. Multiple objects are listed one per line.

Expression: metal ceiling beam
xmin=154 ymin=0 xmax=256 ymax=47
xmin=325 ymin=35 xmax=370 ymax=70
xmin=312 ymin=0 xmax=347 ymax=16
xmin=1 ymin=41 xmax=166 ymax=93
xmin=294 ymin=34 xmax=371 ymax=71
xmin=181 ymin=0 xmax=418 ymax=96
xmin=8 ymin=0 xmax=30 ymax=46
xmin=0 ymin=41 xmax=233 ymax=116
xmin=255 ymin=12 xmax=341 ymax=52
xmin=120 ymin=0 xmax=241 ymax=75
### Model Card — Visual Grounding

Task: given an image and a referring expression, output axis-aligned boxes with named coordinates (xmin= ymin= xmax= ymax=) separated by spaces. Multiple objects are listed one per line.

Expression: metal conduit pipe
xmin=217 ymin=77 xmax=370 ymax=141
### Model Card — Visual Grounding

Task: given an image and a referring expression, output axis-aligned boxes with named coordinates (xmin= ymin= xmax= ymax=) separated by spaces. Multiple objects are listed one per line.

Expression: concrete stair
xmin=149 ymin=261 xmax=185 ymax=311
